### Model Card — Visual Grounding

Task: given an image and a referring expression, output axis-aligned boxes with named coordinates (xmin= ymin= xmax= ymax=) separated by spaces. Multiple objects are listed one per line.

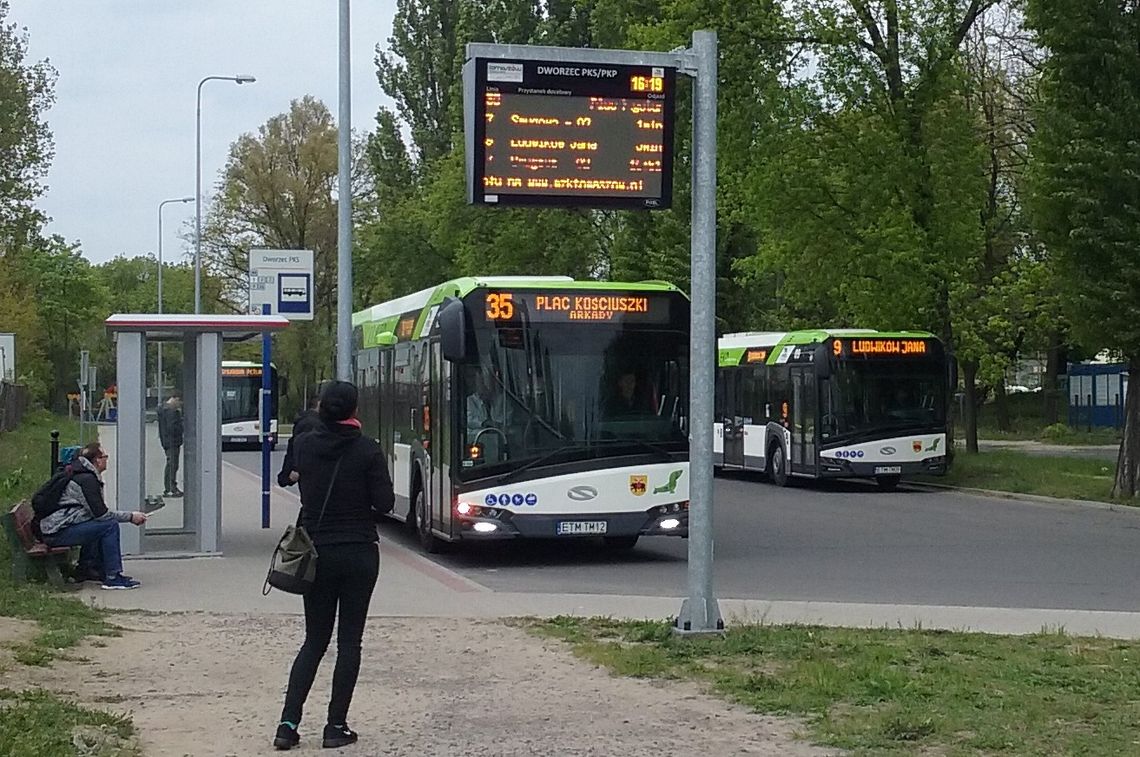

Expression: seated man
xmin=36 ymin=442 xmax=147 ymax=590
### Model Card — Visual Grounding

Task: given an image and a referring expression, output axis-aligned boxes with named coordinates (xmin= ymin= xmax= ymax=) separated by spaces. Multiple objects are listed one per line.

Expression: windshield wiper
xmin=496 ymin=442 xmax=593 ymax=485
xmin=598 ymin=438 xmax=676 ymax=462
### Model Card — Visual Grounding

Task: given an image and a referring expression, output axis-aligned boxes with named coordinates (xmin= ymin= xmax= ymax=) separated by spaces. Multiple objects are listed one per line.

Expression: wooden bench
xmin=1 ymin=501 xmax=71 ymax=587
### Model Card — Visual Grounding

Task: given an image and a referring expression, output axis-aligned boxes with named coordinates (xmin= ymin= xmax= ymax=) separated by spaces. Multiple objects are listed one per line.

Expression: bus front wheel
xmin=414 ymin=488 xmax=444 ymax=554
xmin=769 ymin=445 xmax=790 ymax=487
xmin=875 ymin=475 xmax=901 ymax=492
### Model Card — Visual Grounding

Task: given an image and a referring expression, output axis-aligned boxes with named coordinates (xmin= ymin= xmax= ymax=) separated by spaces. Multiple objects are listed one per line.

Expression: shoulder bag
xmin=263 ymin=457 xmax=342 ymax=596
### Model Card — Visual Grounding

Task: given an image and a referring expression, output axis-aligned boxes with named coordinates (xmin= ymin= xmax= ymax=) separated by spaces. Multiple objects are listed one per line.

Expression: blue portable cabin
xmin=1068 ymin=361 xmax=1127 ymax=429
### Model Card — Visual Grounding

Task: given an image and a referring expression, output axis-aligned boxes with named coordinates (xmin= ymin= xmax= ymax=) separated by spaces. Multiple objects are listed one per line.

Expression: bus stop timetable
xmin=466 ymin=58 xmax=676 ymax=209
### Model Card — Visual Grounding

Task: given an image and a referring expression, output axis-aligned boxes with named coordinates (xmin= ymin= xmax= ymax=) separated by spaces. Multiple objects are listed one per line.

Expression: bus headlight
xmin=659 ymin=518 xmax=681 ymax=530
xmin=473 ymin=522 xmax=498 ymax=533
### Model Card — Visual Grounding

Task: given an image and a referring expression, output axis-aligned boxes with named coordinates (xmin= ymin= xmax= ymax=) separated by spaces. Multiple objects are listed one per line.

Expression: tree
xmin=200 ymin=96 xmax=368 ymax=414
xmin=1027 ymin=0 xmax=1140 ymax=497
xmin=0 ymin=0 xmax=55 ymax=248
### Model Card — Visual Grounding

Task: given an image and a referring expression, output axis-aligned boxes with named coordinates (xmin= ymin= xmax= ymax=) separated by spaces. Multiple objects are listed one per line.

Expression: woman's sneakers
xmin=322 ymin=724 xmax=358 ymax=748
xmin=273 ymin=722 xmax=300 ymax=750
xmin=101 ymin=574 xmax=141 ymax=590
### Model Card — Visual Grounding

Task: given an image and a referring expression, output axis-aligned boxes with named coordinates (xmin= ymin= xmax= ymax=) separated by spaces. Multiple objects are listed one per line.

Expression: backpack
xmin=30 ymin=466 xmax=75 ymax=522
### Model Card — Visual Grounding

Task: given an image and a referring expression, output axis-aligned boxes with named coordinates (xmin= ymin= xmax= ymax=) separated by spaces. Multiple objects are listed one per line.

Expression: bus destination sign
xmin=833 ymin=338 xmax=935 ymax=359
xmin=465 ymin=57 xmax=676 ymax=209
xmin=482 ymin=291 xmax=672 ymax=324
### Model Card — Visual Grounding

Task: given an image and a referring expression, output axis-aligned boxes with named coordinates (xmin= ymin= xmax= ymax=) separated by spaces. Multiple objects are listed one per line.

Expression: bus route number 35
xmin=486 ymin=292 xmax=515 ymax=320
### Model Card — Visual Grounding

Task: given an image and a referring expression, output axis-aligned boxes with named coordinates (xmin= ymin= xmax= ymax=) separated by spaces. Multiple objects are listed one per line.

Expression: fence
xmin=0 ymin=381 xmax=28 ymax=432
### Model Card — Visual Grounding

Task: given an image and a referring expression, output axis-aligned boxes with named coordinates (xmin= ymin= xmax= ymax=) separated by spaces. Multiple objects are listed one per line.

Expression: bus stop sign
xmin=249 ymin=249 xmax=314 ymax=320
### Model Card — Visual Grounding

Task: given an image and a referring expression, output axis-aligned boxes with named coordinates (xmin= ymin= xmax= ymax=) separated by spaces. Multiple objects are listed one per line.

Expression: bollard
xmin=50 ymin=429 xmax=60 ymax=476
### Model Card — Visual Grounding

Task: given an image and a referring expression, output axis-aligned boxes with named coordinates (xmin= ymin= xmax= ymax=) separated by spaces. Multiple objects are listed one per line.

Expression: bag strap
xmin=313 ymin=456 xmax=343 ymax=530
xmin=292 ymin=455 xmax=344 ymax=528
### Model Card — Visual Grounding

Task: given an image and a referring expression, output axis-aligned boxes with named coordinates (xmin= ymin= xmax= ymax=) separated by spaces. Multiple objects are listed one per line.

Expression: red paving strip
xmin=222 ymin=461 xmax=487 ymax=594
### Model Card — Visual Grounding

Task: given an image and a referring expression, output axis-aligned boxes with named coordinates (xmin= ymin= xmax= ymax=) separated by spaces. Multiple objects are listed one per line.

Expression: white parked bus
xmin=353 ymin=276 xmax=691 ymax=552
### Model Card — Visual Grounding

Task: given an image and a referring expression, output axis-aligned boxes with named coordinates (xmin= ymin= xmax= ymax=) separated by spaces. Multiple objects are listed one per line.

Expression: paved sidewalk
xmin=77 ymin=459 xmax=1140 ymax=639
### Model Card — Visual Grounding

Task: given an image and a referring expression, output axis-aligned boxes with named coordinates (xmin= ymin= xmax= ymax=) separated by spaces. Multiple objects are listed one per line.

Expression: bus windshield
xmin=221 ymin=367 xmax=278 ymax=424
xmin=822 ymin=360 xmax=946 ymax=442
xmin=459 ymin=322 xmax=688 ymax=478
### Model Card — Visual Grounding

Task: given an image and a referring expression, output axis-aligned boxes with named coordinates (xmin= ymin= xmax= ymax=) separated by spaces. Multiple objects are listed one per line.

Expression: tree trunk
xmin=993 ymin=378 xmax=1010 ymax=432
xmin=1043 ymin=335 xmax=1063 ymax=426
xmin=962 ymin=359 xmax=980 ymax=454
xmin=1112 ymin=359 xmax=1140 ymax=499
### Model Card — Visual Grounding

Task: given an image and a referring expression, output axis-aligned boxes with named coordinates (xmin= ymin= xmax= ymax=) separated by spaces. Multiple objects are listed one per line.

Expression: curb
xmin=905 ymin=481 xmax=1134 ymax=513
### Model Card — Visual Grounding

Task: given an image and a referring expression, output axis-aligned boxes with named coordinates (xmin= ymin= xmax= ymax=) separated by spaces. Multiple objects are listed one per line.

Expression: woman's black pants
xmin=281 ymin=542 xmax=380 ymax=726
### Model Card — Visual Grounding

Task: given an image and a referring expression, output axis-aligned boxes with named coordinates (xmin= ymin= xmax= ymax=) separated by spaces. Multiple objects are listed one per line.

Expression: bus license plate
xmin=556 ymin=521 xmax=607 ymax=536
xmin=875 ymin=466 xmax=902 ymax=475
xmin=230 ymin=437 xmax=247 ymax=443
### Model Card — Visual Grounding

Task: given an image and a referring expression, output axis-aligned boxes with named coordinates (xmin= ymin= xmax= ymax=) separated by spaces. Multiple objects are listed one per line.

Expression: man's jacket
xmin=158 ymin=403 xmax=184 ymax=449
xmin=37 ymin=455 xmax=132 ymax=536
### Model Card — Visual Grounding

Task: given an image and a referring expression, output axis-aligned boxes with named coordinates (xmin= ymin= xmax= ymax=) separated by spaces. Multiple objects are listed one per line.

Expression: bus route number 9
xmin=485 ymin=292 xmax=515 ymax=320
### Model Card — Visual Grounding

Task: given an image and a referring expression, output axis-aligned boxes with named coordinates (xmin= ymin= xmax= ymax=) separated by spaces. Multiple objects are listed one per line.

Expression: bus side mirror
xmin=375 ymin=332 xmax=398 ymax=347
xmin=439 ymin=297 xmax=474 ymax=363
xmin=814 ymin=345 xmax=832 ymax=380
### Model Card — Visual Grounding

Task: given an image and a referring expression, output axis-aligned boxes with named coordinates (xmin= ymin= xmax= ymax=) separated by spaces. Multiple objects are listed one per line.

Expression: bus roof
xmin=718 ymin=329 xmax=939 ymax=367
xmin=352 ymin=276 xmax=685 ymax=342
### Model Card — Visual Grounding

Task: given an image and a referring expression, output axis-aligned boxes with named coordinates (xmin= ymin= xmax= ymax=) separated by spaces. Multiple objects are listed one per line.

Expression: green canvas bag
xmin=263 ymin=457 xmax=342 ymax=596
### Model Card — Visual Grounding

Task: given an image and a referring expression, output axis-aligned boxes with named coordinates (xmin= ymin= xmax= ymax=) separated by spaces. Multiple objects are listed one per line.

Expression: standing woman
xmin=274 ymin=381 xmax=394 ymax=750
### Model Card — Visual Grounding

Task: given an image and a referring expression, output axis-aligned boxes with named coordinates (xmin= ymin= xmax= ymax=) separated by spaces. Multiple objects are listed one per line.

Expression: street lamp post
xmin=157 ymin=196 xmax=194 ymax=407
xmin=195 ymin=74 xmax=256 ymax=314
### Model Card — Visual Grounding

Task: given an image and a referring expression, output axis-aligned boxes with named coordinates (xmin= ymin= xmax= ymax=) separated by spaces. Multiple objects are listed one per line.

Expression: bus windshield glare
xmin=821 ymin=359 xmax=946 ymax=441
xmin=459 ymin=321 xmax=688 ymax=478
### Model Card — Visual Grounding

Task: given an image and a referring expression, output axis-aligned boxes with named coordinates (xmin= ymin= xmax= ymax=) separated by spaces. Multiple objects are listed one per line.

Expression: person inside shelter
xmin=35 ymin=442 xmax=147 ymax=590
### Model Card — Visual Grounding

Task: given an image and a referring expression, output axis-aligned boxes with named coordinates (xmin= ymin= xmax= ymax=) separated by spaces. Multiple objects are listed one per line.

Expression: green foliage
xmin=533 ymin=616 xmax=1140 ymax=755
xmin=1027 ymin=0 xmax=1140 ymax=361
xmin=0 ymin=689 xmax=137 ymax=757
xmin=0 ymin=0 xmax=55 ymax=241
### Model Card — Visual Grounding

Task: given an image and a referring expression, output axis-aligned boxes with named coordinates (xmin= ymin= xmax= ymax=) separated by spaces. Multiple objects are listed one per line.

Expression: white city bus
xmin=715 ymin=329 xmax=949 ymax=490
xmin=353 ymin=276 xmax=691 ymax=553
xmin=220 ymin=361 xmax=279 ymax=450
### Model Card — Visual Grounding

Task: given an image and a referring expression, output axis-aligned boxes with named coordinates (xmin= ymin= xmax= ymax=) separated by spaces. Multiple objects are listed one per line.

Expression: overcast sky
xmin=9 ymin=0 xmax=398 ymax=265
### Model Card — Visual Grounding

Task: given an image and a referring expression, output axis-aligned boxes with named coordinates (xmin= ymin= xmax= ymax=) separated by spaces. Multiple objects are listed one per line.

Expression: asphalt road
xmin=227 ymin=449 xmax=1140 ymax=613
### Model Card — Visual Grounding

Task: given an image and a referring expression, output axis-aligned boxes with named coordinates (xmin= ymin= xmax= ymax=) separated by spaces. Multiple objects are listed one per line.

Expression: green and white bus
xmin=353 ymin=276 xmax=691 ymax=552
xmin=715 ymin=329 xmax=949 ymax=490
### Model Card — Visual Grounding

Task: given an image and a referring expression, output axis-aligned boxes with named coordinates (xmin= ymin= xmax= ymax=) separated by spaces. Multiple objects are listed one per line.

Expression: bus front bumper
xmin=818 ymin=455 xmax=948 ymax=478
xmin=452 ymin=505 xmax=689 ymax=541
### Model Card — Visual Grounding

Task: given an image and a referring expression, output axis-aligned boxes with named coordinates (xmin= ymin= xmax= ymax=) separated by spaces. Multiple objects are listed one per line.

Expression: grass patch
xmin=1 ymin=411 xmax=117 ymax=664
xmin=920 ymin=449 xmax=1117 ymax=503
xmin=0 ymin=688 xmax=137 ymax=756
xmin=531 ymin=617 xmax=1140 ymax=756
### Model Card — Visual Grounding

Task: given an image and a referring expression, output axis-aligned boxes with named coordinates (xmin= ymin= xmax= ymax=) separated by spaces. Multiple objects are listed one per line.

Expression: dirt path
xmin=5 ymin=612 xmax=841 ymax=756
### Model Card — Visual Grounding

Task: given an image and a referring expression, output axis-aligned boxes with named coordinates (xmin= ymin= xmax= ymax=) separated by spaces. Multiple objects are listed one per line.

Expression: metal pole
xmin=50 ymin=429 xmax=60 ymax=475
xmin=261 ymin=304 xmax=273 ymax=528
xmin=195 ymin=75 xmax=255 ymax=315
xmin=158 ymin=202 xmax=163 ymax=409
xmin=195 ymin=79 xmax=204 ymax=314
xmin=336 ymin=0 xmax=353 ymax=381
xmin=676 ymin=29 xmax=722 ymax=634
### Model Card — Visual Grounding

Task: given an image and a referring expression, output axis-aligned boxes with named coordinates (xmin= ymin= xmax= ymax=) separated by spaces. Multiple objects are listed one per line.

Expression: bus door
xmin=791 ymin=368 xmax=817 ymax=474
xmin=721 ymin=370 xmax=745 ymax=468
xmin=428 ymin=340 xmax=449 ymax=538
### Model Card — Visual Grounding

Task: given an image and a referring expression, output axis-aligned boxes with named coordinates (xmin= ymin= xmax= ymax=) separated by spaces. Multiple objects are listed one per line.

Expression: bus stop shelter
xmin=105 ymin=314 xmax=289 ymax=556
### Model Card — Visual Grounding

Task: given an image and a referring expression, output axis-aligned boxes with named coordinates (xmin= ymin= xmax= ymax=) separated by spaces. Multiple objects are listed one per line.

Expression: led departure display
xmin=832 ymin=338 xmax=937 ymax=358
xmin=479 ymin=291 xmax=673 ymax=324
xmin=466 ymin=58 xmax=676 ymax=209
